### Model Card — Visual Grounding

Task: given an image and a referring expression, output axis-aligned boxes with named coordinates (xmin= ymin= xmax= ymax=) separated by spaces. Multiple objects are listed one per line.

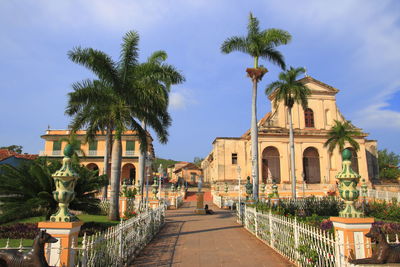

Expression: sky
xmin=0 ymin=0 xmax=399 ymax=162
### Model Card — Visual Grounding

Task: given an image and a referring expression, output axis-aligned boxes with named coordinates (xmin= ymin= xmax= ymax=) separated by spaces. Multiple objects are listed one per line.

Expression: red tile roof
xmin=0 ymin=149 xmax=38 ymax=162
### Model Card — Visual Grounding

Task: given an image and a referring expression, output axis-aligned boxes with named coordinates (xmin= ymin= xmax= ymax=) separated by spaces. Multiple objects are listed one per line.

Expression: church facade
xmin=201 ymin=76 xmax=378 ymax=193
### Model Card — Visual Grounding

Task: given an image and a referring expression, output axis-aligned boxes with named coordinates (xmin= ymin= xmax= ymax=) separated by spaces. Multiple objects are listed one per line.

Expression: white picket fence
xmin=238 ymin=205 xmax=400 ymax=267
xmin=241 ymin=206 xmax=337 ymax=266
xmin=367 ymin=189 xmax=400 ymax=202
xmin=71 ymin=205 xmax=165 ymax=266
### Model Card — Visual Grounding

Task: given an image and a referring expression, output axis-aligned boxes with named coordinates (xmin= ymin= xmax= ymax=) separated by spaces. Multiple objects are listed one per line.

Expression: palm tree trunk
xmin=109 ymin=137 xmax=122 ymax=221
xmin=288 ymin=107 xmax=296 ymax=199
xmin=251 ymin=78 xmax=259 ymax=200
xmin=139 ymin=121 xmax=147 ymax=204
xmin=102 ymin=128 xmax=112 ymax=198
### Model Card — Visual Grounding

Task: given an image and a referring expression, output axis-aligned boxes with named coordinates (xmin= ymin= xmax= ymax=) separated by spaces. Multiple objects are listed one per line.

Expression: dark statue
xmin=0 ymin=230 xmax=57 ymax=267
xmin=350 ymin=227 xmax=400 ymax=264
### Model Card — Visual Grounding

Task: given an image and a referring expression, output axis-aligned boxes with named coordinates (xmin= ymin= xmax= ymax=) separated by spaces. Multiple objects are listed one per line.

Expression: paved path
xmin=131 ymin=202 xmax=294 ymax=267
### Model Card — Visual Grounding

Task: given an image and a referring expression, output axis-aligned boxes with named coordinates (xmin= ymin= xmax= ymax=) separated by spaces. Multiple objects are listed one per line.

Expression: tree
xmin=66 ymin=80 xmax=114 ymax=198
xmin=378 ymin=149 xmax=400 ymax=181
xmin=0 ymin=158 xmax=107 ymax=224
xmin=193 ymin=157 xmax=203 ymax=167
xmin=134 ymin=50 xmax=185 ymax=203
xmin=67 ymin=31 xmax=176 ymax=220
xmin=221 ymin=12 xmax=291 ymax=200
xmin=265 ymin=67 xmax=310 ymax=199
xmin=324 ymin=120 xmax=361 ymax=153
xmin=0 ymin=145 xmax=23 ymax=154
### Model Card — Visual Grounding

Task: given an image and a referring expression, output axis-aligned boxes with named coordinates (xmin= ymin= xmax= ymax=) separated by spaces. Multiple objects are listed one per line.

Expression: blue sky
xmin=0 ymin=0 xmax=399 ymax=161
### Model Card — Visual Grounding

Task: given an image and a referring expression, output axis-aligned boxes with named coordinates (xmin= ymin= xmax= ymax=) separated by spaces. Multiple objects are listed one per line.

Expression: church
xmin=201 ymin=76 xmax=378 ymax=195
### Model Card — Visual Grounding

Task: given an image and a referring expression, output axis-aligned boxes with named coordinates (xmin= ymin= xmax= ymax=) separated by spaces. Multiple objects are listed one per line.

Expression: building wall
xmin=40 ymin=130 xmax=153 ymax=186
xmin=202 ymin=77 xmax=378 ymax=191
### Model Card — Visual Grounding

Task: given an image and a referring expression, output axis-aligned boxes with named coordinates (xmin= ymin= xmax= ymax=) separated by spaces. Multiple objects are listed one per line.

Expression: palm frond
xmin=221 ymin=36 xmax=248 ymax=54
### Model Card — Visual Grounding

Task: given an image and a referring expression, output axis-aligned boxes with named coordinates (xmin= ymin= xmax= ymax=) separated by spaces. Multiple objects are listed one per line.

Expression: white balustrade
xmin=367 ymin=189 xmax=400 ymax=202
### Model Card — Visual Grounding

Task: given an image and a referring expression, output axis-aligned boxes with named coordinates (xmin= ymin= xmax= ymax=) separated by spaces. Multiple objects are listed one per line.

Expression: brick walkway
xmin=131 ymin=202 xmax=294 ymax=267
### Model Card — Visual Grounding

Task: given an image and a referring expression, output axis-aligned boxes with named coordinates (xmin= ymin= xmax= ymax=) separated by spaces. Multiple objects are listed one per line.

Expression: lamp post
xmin=158 ymin=164 xmax=163 ymax=201
xmin=237 ymin=165 xmax=241 ymax=221
xmin=145 ymin=158 xmax=151 ymax=205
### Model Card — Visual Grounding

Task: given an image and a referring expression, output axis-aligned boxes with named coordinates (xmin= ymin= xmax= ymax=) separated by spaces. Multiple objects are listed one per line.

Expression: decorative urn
xmin=336 ymin=149 xmax=363 ymax=218
xmin=245 ymin=176 xmax=253 ymax=200
xmin=50 ymin=144 xmax=79 ymax=222
xmin=152 ymin=176 xmax=159 ymax=199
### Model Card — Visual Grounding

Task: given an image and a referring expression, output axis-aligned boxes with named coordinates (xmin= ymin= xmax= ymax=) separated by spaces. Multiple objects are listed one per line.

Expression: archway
xmin=121 ymin=163 xmax=136 ymax=185
xmin=303 ymin=147 xmax=321 ymax=184
xmin=261 ymin=146 xmax=281 ymax=184
xmin=346 ymin=147 xmax=359 ymax=174
xmin=86 ymin=163 xmax=99 ymax=174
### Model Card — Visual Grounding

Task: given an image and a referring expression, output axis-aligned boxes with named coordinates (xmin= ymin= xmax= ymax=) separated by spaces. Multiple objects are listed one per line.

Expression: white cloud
xmin=355 ymin=80 xmax=400 ymax=130
xmin=264 ymin=0 xmax=400 ymax=130
xmin=169 ymin=88 xmax=195 ymax=110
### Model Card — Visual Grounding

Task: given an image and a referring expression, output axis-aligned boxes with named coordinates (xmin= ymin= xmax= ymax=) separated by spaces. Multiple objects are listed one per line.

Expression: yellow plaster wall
xmin=202 ymin=78 xmax=377 ymax=190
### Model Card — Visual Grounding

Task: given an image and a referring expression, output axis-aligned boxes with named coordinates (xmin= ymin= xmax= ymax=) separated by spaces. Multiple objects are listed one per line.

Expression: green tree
xmin=67 ymin=31 xmax=177 ymax=220
xmin=193 ymin=157 xmax=203 ymax=167
xmin=324 ymin=120 xmax=361 ymax=153
xmin=221 ymin=12 xmax=291 ymax=200
xmin=265 ymin=67 xmax=310 ymax=198
xmin=66 ymin=80 xmax=114 ymax=198
xmin=135 ymin=50 xmax=185 ymax=202
xmin=0 ymin=145 xmax=23 ymax=154
xmin=378 ymin=149 xmax=400 ymax=181
xmin=0 ymin=159 xmax=107 ymax=224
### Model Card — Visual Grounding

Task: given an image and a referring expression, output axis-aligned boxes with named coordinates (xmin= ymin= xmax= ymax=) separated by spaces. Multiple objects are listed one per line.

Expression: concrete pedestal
xmin=38 ymin=221 xmax=83 ymax=267
xmin=330 ymin=217 xmax=374 ymax=263
xmin=194 ymin=192 xmax=206 ymax=214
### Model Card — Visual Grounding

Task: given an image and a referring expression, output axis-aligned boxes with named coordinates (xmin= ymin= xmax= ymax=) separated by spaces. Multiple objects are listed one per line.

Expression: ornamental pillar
xmin=330 ymin=149 xmax=374 ymax=264
xmin=38 ymin=144 xmax=83 ymax=267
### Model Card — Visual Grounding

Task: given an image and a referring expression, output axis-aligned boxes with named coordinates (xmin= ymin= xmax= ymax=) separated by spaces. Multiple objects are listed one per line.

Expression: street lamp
xmin=145 ymin=158 xmax=152 ymax=205
xmin=158 ymin=164 xmax=163 ymax=201
xmin=237 ymin=165 xmax=241 ymax=221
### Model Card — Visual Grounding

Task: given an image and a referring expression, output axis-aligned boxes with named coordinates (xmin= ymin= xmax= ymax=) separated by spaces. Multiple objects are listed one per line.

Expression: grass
xmin=0 ymin=214 xmax=119 ymax=248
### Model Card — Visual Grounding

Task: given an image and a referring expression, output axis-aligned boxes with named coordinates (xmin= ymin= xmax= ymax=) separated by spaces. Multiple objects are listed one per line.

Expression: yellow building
xmin=202 ymin=76 xmax=378 ymax=194
xmin=40 ymin=129 xmax=154 ymax=185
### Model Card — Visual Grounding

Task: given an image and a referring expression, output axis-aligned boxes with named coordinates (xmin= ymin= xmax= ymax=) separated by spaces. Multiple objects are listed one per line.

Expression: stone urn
xmin=245 ymin=176 xmax=253 ymax=201
xmin=336 ymin=149 xmax=363 ymax=218
xmin=50 ymin=144 xmax=79 ymax=222
xmin=152 ymin=176 xmax=159 ymax=199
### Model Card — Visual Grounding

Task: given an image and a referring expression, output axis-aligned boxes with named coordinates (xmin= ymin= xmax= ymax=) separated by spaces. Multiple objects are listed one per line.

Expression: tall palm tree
xmin=135 ymin=51 xmax=185 ymax=203
xmin=221 ymin=13 xmax=291 ymax=200
xmin=265 ymin=67 xmax=311 ymax=199
xmin=66 ymin=80 xmax=114 ymax=198
xmin=67 ymin=31 xmax=173 ymax=220
xmin=324 ymin=120 xmax=361 ymax=153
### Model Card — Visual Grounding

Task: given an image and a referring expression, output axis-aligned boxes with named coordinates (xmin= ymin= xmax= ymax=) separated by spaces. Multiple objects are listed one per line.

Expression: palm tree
xmin=324 ymin=120 xmax=361 ymax=153
xmin=135 ymin=51 xmax=185 ymax=204
xmin=221 ymin=13 xmax=291 ymax=200
xmin=0 ymin=159 xmax=106 ymax=224
xmin=67 ymin=31 xmax=173 ymax=220
xmin=66 ymin=80 xmax=114 ymax=198
xmin=265 ymin=67 xmax=311 ymax=199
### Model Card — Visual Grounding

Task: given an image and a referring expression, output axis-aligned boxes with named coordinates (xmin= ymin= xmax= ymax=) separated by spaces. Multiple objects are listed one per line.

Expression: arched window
xmin=305 ymin=108 xmax=315 ymax=128
xmin=262 ymin=146 xmax=281 ymax=184
xmin=303 ymin=147 xmax=321 ymax=184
